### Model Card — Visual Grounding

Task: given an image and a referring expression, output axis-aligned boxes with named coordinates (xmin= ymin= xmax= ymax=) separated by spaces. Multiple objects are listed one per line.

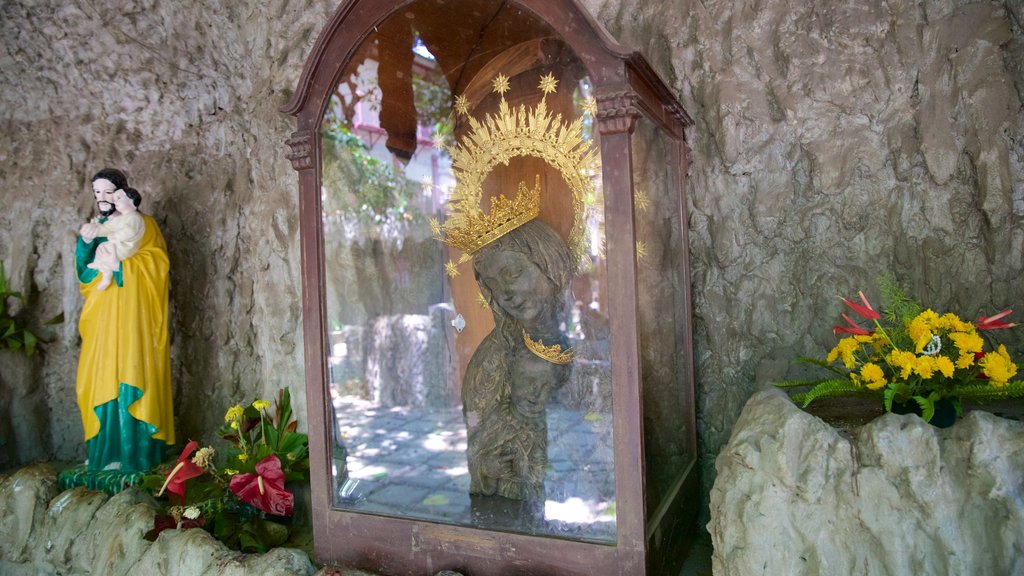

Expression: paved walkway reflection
xmin=331 ymin=393 xmax=616 ymax=542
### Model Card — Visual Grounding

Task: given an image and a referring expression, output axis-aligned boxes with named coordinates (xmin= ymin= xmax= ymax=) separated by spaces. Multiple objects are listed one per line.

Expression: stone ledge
xmin=708 ymin=389 xmax=1024 ymax=576
xmin=0 ymin=464 xmax=316 ymax=576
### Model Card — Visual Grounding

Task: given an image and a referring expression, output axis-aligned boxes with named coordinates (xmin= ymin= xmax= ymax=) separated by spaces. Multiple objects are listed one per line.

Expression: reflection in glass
xmin=320 ymin=0 xmax=615 ymax=543
xmin=632 ymin=116 xmax=694 ymax=518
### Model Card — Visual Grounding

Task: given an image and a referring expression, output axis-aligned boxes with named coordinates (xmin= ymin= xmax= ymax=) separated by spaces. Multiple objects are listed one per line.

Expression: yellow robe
xmin=76 ymin=214 xmax=174 ymax=449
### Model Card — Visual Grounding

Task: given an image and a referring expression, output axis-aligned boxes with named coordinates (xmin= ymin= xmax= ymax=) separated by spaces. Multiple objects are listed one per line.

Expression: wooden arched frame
xmin=282 ymin=0 xmax=696 ymax=573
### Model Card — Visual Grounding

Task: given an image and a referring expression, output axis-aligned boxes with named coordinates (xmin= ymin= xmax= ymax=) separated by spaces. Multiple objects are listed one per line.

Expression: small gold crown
xmin=522 ymin=329 xmax=574 ymax=365
xmin=436 ymin=176 xmax=540 ymax=256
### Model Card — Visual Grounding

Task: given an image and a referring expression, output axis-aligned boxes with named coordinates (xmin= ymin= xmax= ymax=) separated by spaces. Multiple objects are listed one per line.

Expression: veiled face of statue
xmin=476 ymin=250 xmax=554 ymax=328
xmin=92 ymin=178 xmax=117 ymax=217
xmin=511 ymin=354 xmax=558 ymax=421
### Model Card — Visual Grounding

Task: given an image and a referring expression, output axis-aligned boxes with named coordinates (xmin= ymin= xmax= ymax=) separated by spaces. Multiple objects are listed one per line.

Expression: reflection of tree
xmin=321 ymin=122 xmax=418 ymax=222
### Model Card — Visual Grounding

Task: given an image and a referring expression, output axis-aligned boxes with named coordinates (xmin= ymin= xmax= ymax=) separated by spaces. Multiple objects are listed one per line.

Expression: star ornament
xmin=492 ymin=73 xmax=511 ymax=96
xmin=636 ymin=240 xmax=648 ymax=262
xmin=444 ymin=260 xmax=460 ymax=278
xmin=538 ymin=73 xmax=558 ymax=95
xmin=635 ymin=189 xmax=650 ymax=212
xmin=582 ymin=97 xmax=597 ymax=116
xmin=454 ymin=94 xmax=470 ymax=117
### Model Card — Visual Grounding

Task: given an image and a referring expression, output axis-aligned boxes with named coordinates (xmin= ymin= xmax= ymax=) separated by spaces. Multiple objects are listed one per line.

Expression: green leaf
xmin=775 ymin=378 xmax=835 ymax=389
xmin=275 ymin=389 xmax=294 ymax=445
xmin=23 ymin=330 xmax=37 ymax=356
xmin=954 ymin=381 xmax=1024 ymax=402
xmin=239 ymin=520 xmax=268 ymax=553
xmin=915 ymin=394 xmax=935 ymax=422
xmin=791 ymin=378 xmax=871 ymax=407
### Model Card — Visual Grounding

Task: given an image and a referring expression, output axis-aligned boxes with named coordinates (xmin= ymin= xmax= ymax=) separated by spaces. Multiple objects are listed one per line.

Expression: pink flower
xmin=229 ymin=455 xmax=294 ymax=516
xmin=977 ymin=309 xmax=1016 ymax=331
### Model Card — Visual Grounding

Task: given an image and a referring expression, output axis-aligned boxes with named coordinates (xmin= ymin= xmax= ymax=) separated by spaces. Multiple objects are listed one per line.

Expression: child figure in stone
xmin=469 ymin=343 xmax=569 ymax=503
xmin=85 ymin=187 xmax=144 ymax=291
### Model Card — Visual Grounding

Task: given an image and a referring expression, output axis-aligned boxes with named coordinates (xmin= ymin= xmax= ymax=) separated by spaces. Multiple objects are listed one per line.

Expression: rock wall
xmin=709 ymin=389 xmax=1024 ymax=575
xmin=1 ymin=0 xmax=1022 ymax=534
xmin=584 ymin=0 xmax=1024 ymax=520
xmin=0 ymin=0 xmax=338 ymax=461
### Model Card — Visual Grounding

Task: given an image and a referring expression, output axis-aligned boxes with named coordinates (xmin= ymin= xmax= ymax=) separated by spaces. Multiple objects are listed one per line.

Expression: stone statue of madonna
xmin=462 ymin=218 xmax=574 ymax=506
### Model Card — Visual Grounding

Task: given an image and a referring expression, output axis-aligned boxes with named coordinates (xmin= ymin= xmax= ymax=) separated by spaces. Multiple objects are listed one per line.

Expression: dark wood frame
xmin=282 ymin=1 xmax=696 ymax=574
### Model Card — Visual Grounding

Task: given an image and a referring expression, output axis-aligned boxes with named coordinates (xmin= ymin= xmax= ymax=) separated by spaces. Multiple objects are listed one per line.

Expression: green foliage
xmin=790 ymin=378 xmax=874 ymax=406
xmin=951 ymin=381 xmax=1024 ymax=402
xmin=321 ymin=122 xmax=419 ymax=222
xmin=0 ymin=261 xmax=61 ymax=355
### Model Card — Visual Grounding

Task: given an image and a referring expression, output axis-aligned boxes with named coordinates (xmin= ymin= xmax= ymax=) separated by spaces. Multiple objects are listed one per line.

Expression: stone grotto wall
xmin=1 ymin=0 xmax=1022 ymax=533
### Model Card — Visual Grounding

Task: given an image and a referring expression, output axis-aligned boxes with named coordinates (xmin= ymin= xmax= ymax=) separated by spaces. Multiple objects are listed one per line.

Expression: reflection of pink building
xmin=328 ymin=45 xmax=454 ymax=216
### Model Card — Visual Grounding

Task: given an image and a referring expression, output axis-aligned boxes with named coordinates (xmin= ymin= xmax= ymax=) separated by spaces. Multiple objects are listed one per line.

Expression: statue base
xmin=57 ymin=464 xmax=148 ymax=496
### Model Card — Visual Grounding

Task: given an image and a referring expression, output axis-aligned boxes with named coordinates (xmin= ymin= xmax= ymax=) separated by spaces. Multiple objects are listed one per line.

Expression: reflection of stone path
xmin=331 ymin=394 xmax=617 ymax=542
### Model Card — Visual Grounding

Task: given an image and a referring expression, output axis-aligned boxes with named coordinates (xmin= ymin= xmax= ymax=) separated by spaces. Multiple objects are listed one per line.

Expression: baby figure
xmin=86 ymin=188 xmax=144 ymax=291
xmin=470 ymin=343 xmax=569 ymax=503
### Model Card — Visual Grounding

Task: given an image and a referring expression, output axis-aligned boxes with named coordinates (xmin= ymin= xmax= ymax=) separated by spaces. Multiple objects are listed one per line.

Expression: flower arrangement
xmin=143 ymin=388 xmax=309 ymax=552
xmin=777 ymin=280 xmax=1024 ymax=423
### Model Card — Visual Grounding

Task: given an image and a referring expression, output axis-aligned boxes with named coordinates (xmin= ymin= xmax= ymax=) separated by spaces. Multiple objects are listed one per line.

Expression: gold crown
xmin=522 ymin=329 xmax=574 ymax=365
xmin=436 ymin=176 xmax=540 ymax=256
xmin=433 ymin=72 xmax=597 ymax=270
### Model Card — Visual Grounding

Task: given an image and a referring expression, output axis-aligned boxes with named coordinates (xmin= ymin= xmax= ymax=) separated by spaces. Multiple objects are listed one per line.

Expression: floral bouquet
xmin=143 ymin=388 xmax=309 ymax=552
xmin=777 ymin=281 xmax=1024 ymax=423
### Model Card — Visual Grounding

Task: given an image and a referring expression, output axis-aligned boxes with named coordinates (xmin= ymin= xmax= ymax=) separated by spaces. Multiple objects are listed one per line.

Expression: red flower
xmin=229 ymin=455 xmax=294 ymax=516
xmin=841 ymin=291 xmax=880 ymax=321
xmin=977 ymin=309 xmax=1016 ymax=331
xmin=833 ymin=313 xmax=873 ymax=336
xmin=157 ymin=440 xmax=206 ymax=503
xmin=143 ymin=514 xmax=178 ymax=542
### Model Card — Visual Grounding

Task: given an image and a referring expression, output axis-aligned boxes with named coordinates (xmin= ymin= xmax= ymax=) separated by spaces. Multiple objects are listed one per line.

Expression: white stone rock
xmin=709 ymin=389 xmax=1024 ymax=576
xmin=0 ymin=466 xmax=317 ymax=575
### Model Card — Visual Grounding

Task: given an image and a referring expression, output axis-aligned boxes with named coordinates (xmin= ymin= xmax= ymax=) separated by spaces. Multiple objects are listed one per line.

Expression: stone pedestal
xmin=708 ymin=389 xmax=1024 ymax=576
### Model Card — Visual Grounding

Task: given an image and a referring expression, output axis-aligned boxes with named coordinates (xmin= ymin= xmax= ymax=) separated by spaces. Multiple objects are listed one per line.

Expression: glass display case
xmin=283 ymin=0 xmax=696 ymax=573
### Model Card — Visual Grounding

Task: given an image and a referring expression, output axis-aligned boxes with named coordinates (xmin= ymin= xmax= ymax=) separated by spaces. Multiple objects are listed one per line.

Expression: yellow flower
xmin=912 ymin=355 xmax=936 ymax=379
xmin=934 ymin=312 xmax=970 ymax=333
xmin=224 ymin=468 xmax=238 ymax=475
xmin=230 ymin=420 xmax=239 ymax=430
xmin=860 ymin=363 xmax=887 ymax=390
xmin=934 ymin=355 xmax=955 ymax=378
xmin=237 ymin=453 xmax=248 ymax=462
xmin=980 ymin=345 xmax=1018 ymax=386
xmin=888 ymin=349 xmax=917 ymax=380
xmin=956 ymin=353 xmax=976 ymax=369
xmin=828 ymin=337 xmax=861 ymax=369
xmin=224 ymin=404 xmax=244 ymax=422
xmin=908 ymin=310 xmax=937 ymax=352
xmin=252 ymin=399 xmax=270 ymax=411
xmin=950 ymin=331 xmax=984 ymax=356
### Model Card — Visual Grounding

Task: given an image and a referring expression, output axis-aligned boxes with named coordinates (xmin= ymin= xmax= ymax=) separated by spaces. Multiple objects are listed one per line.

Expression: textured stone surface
xmin=0 ymin=465 xmax=317 ymax=575
xmin=709 ymin=389 xmax=1024 ymax=575
xmin=1 ymin=0 xmax=1022 ymax=530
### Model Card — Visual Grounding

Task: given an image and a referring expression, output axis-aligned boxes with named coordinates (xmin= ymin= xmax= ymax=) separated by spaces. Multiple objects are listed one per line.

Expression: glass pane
xmin=320 ymin=0 xmax=615 ymax=542
xmin=632 ymin=116 xmax=693 ymax=518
